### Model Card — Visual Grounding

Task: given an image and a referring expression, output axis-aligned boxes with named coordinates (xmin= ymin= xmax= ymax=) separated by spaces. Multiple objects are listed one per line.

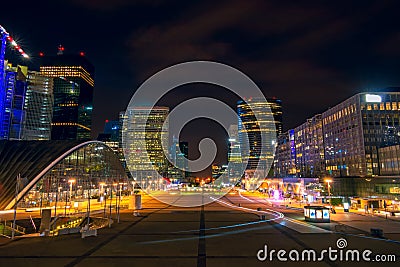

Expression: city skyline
xmin=2 ymin=0 xmax=400 ymax=139
xmin=1 ymin=3 xmax=400 ymax=266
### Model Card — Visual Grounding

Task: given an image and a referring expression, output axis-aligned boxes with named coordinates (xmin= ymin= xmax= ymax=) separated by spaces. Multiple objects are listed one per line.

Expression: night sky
xmin=2 ymin=0 xmax=400 ymax=167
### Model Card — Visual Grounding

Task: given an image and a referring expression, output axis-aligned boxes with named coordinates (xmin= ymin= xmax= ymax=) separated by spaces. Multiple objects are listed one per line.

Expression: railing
xmin=0 ymin=219 xmax=26 ymax=237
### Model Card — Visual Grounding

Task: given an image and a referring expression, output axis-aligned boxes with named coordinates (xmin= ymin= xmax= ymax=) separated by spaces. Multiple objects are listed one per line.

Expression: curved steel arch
xmin=0 ymin=140 xmax=119 ymax=210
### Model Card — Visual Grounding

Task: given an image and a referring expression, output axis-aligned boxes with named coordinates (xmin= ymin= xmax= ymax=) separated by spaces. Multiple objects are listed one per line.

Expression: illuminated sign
xmin=309 ymin=209 xmax=316 ymax=219
xmin=365 ymin=94 xmax=382 ymax=103
xmin=323 ymin=210 xmax=330 ymax=219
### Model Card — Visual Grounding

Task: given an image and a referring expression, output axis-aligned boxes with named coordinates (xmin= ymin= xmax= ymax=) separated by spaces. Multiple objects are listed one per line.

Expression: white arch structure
xmin=5 ymin=141 xmax=106 ymax=210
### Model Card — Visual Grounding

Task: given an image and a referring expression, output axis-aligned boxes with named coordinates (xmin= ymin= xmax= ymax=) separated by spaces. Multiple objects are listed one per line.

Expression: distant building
xmin=123 ymin=106 xmax=169 ymax=181
xmin=268 ymin=97 xmax=283 ymax=137
xmin=212 ymin=164 xmax=227 ymax=179
xmin=227 ymin=124 xmax=243 ymax=180
xmin=22 ymin=71 xmax=54 ymax=140
xmin=294 ymin=114 xmax=325 ymax=177
xmin=274 ymin=130 xmax=296 ymax=177
xmin=40 ymin=47 xmax=94 ymax=140
xmin=103 ymin=119 xmax=120 ymax=142
xmin=167 ymin=136 xmax=189 ymax=182
xmin=0 ymin=63 xmax=27 ymax=140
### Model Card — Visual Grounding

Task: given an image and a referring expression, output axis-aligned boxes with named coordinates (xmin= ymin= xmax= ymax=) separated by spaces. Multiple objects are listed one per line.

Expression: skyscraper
xmin=22 ymin=71 xmax=54 ymax=140
xmin=123 ymin=106 xmax=169 ymax=180
xmin=227 ymin=124 xmax=243 ymax=179
xmin=40 ymin=47 xmax=94 ymax=140
xmin=168 ymin=137 xmax=189 ymax=182
xmin=268 ymin=97 xmax=283 ymax=137
xmin=237 ymin=98 xmax=277 ymax=181
xmin=0 ymin=63 xmax=28 ymax=140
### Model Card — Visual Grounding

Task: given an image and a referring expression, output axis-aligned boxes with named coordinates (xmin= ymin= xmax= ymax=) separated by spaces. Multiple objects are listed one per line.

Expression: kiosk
xmin=304 ymin=206 xmax=330 ymax=222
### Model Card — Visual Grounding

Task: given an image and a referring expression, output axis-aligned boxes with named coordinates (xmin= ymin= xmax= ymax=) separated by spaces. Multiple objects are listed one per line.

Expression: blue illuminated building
xmin=0 ymin=64 xmax=28 ymax=140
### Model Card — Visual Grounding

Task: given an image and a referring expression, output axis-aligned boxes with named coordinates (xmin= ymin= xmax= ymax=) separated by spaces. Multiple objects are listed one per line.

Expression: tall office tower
xmin=40 ymin=46 xmax=94 ymax=140
xmin=323 ymin=92 xmax=400 ymax=177
xmin=168 ymin=136 xmax=189 ymax=182
xmin=294 ymin=114 xmax=325 ymax=177
xmin=123 ymin=107 xmax=169 ymax=180
xmin=22 ymin=71 xmax=54 ymax=140
xmin=97 ymin=119 xmax=120 ymax=152
xmin=227 ymin=124 xmax=243 ymax=180
xmin=267 ymin=97 xmax=283 ymax=137
xmin=274 ymin=130 xmax=297 ymax=177
xmin=176 ymin=141 xmax=189 ymax=178
xmin=0 ymin=63 xmax=28 ymax=140
xmin=118 ymin=111 xmax=126 ymax=148
xmin=103 ymin=119 xmax=120 ymax=142
xmin=237 ymin=98 xmax=277 ymax=180
xmin=0 ymin=28 xmax=7 ymax=123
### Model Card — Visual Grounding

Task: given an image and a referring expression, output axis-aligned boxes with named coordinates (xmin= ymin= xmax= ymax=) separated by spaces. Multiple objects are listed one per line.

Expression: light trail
xmin=238 ymin=190 xmax=255 ymax=202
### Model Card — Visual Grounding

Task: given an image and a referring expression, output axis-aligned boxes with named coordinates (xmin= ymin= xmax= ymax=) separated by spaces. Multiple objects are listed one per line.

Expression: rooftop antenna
xmin=57 ymin=44 xmax=65 ymax=55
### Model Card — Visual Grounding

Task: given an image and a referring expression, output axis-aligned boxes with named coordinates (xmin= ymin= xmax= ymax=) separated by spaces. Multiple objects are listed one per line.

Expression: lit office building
xmin=378 ymin=144 xmax=400 ymax=176
xmin=268 ymin=97 xmax=283 ymax=137
xmin=40 ymin=47 xmax=95 ymax=140
xmin=294 ymin=114 xmax=325 ymax=177
xmin=168 ymin=136 xmax=189 ymax=182
xmin=323 ymin=92 xmax=400 ymax=177
xmin=274 ymin=130 xmax=297 ymax=177
xmin=22 ymin=71 xmax=54 ymax=140
xmin=0 ymin=63 xmax=27 ymax=140
xmin=123 ymin=107 xmax=169 ymax=181
xmin=274 ymin=91 xmax=400 ymax=178
xmin=227 ymin=124 xmax=244 ymax=180
xmin=237 ymin=98 xmax=277 ymax=179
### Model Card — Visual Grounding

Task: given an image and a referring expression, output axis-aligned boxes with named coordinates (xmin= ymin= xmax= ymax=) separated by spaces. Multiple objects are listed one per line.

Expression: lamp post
xmin=68 ymin=179 xmax=75 ymax=204
xmin=117 ymin=183 xmax=123 ymax=223
xmin=99 ymin=182 xmax=105 ymax=202
xmin=324 ymin=178 xmax=332 ymax=197
xmin=325 ymin=179 xmax=332 ymax=207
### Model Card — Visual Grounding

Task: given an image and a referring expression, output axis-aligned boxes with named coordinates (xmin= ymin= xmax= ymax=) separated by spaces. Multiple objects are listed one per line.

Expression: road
xmin=0 ymin=192 xmax=399 ymax=267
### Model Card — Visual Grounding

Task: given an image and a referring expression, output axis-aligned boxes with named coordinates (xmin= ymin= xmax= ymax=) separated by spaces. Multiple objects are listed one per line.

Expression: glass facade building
xmin=0 ymin=63 xmax=27 ymax=140
xmin=323 ymin=92 xmax=400 ymax=177
xmin=275 ymin=91 xmax=400 ymax=178
xmin=40 ymin=53 xmax=94 ymax=140
xmin=0 ymin=140 xmax=127 ymax=211
xmin=237 ymin=98 xmax=277 ymax=177
xmin=167 ymin=137 xmax=189 ymax=182
xmin=379 ymin=145 xmax=400 ymax=176
xmin=22 ymin=71 xmax=54 ymax=140
xmin=274 ymin=130 xmax=297 ymax=177
xmin=123 ymin=107 xmax=169 ymax=182
xmin=294 ymin=114 xmax=325 ymax=177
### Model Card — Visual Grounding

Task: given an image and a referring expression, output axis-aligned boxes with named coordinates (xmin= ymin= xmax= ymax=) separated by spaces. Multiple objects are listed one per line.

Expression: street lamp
xmin=99 ymin=182 xmax=106 ymax=201
xmin=324 ymin=178 xmax=332 ymax=197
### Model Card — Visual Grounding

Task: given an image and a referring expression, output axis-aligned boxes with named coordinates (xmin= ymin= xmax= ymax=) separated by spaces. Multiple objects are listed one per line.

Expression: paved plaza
xmin=0 ymin=193 xmax=399 ymax=267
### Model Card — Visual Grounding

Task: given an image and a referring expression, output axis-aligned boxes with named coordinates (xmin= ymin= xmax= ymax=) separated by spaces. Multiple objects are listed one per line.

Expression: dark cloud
xmin=70 ymin=0 xmax=164 ymax=10
xmin=2 ymin=0 xmax=400 ymax=152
